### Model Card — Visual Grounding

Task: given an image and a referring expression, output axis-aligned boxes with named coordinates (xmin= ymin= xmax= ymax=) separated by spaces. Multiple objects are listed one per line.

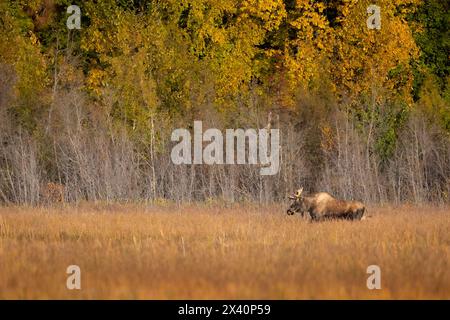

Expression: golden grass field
xmin=0 ymin=203 xmax=448 ymax=299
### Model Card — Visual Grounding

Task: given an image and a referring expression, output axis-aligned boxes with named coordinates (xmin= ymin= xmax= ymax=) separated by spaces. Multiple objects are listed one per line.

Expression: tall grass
xmin=0 ymin=204 xmax=448 ymax=299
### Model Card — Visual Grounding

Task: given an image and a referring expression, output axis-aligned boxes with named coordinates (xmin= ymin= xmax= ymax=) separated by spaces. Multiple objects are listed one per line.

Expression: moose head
xmin=286 ymin=187 xmax=306 ymax=216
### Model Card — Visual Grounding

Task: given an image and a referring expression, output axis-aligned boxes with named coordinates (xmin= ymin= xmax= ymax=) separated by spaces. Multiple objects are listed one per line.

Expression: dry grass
xmin=0 ymin=203 xmax=449 ymax=299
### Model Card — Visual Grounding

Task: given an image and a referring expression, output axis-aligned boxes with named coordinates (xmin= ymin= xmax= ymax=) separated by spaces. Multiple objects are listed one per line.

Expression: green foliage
xmin=417 ymin=75 xmax=450 ymax=134
xmin=408 ymin=0 xmax=449 ymax=91
xmin=374 ymin=101 xmax=409 ymax=163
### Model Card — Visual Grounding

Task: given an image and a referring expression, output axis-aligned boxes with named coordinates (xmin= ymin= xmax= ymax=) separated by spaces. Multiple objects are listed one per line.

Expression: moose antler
xmin=288 ymin=187 xmax=303 ymax=200
xmin=295 ymin=188 xmax=303 ymax=197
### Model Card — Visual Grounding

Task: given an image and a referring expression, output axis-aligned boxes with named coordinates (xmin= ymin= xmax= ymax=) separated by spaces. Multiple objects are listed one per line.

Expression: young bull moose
xmin=286 ymin=188 xmax=366 ymax=221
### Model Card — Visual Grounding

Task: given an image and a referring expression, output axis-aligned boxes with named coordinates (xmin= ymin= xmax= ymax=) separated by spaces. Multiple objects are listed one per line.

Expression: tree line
xmin=0 ymin=0 xmax=448 ymax=204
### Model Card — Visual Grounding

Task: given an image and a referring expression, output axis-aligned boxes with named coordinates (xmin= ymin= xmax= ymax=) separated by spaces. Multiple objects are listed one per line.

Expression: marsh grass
xmin=0 ymin=204 xmax=448 ymax=299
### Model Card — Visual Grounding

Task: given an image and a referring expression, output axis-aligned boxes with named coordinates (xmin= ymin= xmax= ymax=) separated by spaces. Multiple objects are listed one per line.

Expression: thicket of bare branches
xmin=1 ymin=80 xmax=448 ymax=206
xmin=319 ymin=109 xmax=450 ymax=204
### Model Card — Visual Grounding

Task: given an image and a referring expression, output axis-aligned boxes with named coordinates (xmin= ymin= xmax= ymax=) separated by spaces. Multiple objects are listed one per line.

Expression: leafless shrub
xmin=0 ymin=132 xmax=41 ymax=204
xmin=0 ymin=80 xmax=448 ymax=205
xmin=388 ymin=112 xmax=450 ymax=203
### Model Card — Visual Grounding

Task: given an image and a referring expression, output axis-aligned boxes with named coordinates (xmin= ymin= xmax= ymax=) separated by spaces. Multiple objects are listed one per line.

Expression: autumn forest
xmin=0 ymin=0 xmax=449 ymax=204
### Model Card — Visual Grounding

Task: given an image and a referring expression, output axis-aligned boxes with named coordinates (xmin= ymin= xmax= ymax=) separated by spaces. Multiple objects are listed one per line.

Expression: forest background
xmin=0 ymin=0 xmax=449 ymax=205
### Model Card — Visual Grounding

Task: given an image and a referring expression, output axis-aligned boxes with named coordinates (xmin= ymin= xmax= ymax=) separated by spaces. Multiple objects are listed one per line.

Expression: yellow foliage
xmin=330 ymin=0 xmax=421 ymax=102
xmin=241 ymin=0 xmax=287 ymax=31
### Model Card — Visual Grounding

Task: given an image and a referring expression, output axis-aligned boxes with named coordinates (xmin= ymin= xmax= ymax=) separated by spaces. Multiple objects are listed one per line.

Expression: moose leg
xmin=309 ymin=210 xmax=321 ymax=222
xmin=301 ymin=210 xmax=311 ymax=219
xmin=356 ymin=208 xmax=365 ymax=220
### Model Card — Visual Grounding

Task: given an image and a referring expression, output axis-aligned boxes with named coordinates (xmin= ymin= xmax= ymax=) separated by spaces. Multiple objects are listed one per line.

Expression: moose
xmin=287 ymin=188 xmax=366 ymax=221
